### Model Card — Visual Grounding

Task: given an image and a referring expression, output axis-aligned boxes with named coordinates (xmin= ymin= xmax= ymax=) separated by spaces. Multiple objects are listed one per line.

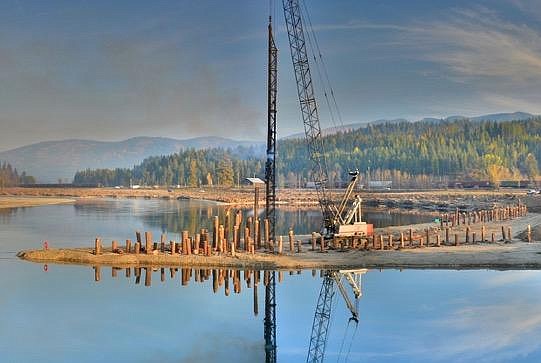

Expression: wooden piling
xmin=409 ymin=228 xmax=413 ymax=247
xmin=445 ymin=227 xmax=449 ymax=244
xmin=94 ymin=238 xmax=101 ymax=255
xmin=311 ymin=232 xmax=317 ymax=251
xmin=491 ymin=232 xmax=495 ymax=243
xmin=112 ymin=240 xmax=118 ymax=253
xmin=288 ymin=229 xmax=294 ymax=253
xmin=501 ymin=225 xmax=506 ymax=240
xmin=320 ymin=235 xmax=325 ymax=252
xmin=264 ymin=219 xmax=270 ymax=250
xmin=278 ymin=236 xmax=283 ymax=254
xmin=213 ymin=216 xmax=219 ymax=250
xmin=145 ymin=231 xmax=152 ymax=254
xmin=466 ymin=226 xmax=470 ymax=244
xmin=160 ymin=234 xmax=166 ymax=252
xmin=134 ymin=242 xmax=140 ymax=254
xmin=436 ymin=234 xmax=441 ymax=247
xmin=507 ymin=226 xmax=512 ymax=241
xmin=454 ymin=233 xmax=459 ymax=246
xmin=400 ymin=232 xmax=405 ymax=248
xmin=125 ymin=239 xmax=131 ymax=253
xmin=528 ymin=224 xmax=532 ymax=243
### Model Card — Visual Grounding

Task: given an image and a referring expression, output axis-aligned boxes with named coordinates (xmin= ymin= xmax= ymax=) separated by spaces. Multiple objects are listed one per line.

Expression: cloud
xmin=431 ymin=301 xmax=541 ymax=362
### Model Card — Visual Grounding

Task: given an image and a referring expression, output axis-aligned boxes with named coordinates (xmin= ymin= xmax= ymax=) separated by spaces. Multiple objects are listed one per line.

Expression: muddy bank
xmin=0 ymin=196 xmax=75 ymax=209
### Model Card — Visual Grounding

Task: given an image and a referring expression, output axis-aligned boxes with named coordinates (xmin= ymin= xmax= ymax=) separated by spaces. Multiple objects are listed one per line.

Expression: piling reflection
xmin=90 ymin=266 xmax=356 ymax=319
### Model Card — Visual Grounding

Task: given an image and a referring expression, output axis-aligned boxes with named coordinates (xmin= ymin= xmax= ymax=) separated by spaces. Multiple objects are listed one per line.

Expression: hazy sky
xmin=1 ymin=0 xmax=541 ymax=150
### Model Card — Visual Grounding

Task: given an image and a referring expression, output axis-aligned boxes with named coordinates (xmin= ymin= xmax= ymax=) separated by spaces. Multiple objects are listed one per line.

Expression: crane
xmin=280 ymin=0 xmax=370 ymax=361
xmin=282 ymin=0 xmax=369 ymax=238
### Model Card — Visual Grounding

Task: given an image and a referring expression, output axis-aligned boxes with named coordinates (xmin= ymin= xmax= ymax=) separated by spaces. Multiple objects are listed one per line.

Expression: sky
xmin=1 ymin=0 xmax=541 ymax=150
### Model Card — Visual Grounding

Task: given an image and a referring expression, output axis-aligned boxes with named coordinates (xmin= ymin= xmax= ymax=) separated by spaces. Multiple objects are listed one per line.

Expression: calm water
xmin=1 ymin=200 xmax=541 ymax=363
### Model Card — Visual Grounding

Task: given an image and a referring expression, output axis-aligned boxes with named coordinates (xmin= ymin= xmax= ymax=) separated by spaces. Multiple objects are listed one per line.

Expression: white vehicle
xmin=527 ymin=189 xmax=540 ymax=195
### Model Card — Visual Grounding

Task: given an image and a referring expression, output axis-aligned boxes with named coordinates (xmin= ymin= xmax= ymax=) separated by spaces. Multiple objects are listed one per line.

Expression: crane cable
xmin=300 ymin=0 xmax=345 ymax=130
xmin=299 ymin=0 xmax=355 ymax=174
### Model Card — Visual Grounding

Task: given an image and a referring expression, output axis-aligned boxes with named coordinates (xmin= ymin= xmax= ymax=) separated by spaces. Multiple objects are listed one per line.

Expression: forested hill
xmin=74 ymin=118 xmax=541 ymax=188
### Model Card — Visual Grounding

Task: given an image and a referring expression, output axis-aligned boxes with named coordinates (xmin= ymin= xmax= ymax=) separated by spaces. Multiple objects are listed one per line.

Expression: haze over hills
xmin=285 ymin=112 xmax=537 ymax=139
xmin=0 ymin=136 xmax=263 ymax=183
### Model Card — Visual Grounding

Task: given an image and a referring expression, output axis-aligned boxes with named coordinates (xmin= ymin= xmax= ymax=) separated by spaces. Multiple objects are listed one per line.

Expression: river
xmin=1 ymin=199 xmax=540 ymax=362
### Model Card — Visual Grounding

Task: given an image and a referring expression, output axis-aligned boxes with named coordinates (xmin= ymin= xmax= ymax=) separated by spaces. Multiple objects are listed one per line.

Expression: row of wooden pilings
xmin=364 ymin=203 xmax=530 ymax=251
xmin=93 ymin=203 xmax=530 ymax=256
xmin=439 ymin=204 xmax=528 ymax=228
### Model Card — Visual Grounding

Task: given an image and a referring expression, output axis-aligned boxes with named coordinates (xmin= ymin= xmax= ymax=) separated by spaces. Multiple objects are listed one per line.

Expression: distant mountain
xmin=284 ymin=112 xmax=537 ymax=139
xmin=0 ymin=136 xmax=262 ymax=183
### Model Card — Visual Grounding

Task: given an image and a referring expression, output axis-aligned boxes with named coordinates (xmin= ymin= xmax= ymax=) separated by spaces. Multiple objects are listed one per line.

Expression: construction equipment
xmin=281 ymin=1 xmax=372 ymax=361
xmin=282 ymin=0 xmax=371 ymax=238
xmin=307 ymin=269 xmax=367 ymax=363
xmin=264 ymin=14 xmax=278 ymax=363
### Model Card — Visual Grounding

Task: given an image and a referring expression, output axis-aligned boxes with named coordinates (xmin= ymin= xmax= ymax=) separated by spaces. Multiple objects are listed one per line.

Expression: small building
xmin=244 ymin=177 xmax=266 ymax=186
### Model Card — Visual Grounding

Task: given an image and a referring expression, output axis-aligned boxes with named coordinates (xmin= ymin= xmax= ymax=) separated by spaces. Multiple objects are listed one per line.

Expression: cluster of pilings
xmin=92 ymin=203 xmax=530 ymax=257
xmin=93 ymin=211 xmax=293 ymax=257
xmin=91 ymin=266 xmax=323 ymax=316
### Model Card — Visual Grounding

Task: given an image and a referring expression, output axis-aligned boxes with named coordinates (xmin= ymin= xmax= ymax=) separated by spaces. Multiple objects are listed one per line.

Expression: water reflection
xmin=89 ymin=265 xmax=366 ymax=362
xmin=73 ymin=199 xmax=432 ymax=236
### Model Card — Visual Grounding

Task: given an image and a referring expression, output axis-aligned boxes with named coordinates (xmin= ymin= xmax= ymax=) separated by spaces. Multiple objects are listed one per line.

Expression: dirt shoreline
xmin=18 ymin=213 xmax=541 ymax=270
xmin=0 ymin=196 xmax=75 ymax=209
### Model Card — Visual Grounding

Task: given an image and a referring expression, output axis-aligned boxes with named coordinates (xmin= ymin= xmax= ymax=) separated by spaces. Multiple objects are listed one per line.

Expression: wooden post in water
xmin=94 ymin=238 xmax=101 ymax=255
xmin=320 ymin=235 xmax=325 ymax=252
xmin=289 ymin=229 xmax=294 ymax=253
xmin=297 ymin=240 xmax=302 ymax=253
xmin=454 ymin=233 xmax=459 ymax=246
xmin=400 ymin=233 xmax=405 ymax=248
xmin=125 ymin=239 xmax=131 ymax=253
xmin=445 ymin=227 xmax=449 ymax=245
xmin=160 ymin=234 xmax=166 ymax=253
xmin=501 ymin=226 xmax=506 ymax=240
xmin=145 ymin=231 xmax=152 ymax=254
xmin=379 ymin=235 xmax=384 ymax=250
xmin=135 ymin=231 xmax=142 ymax=246
xmin=481 ymin=226 xmax=485 ymax=242
xmin=312 ymin=232 xmax=317 ymax=251
xmin=112 ymin=240 xmax=118 ymax=253
xmin=213 ymin=216 xmax=219 ymax=251
xmin=436 ymin=234 xmax=441 ymax=247
xmin=491 ymin=232 xmax=495 ymax=243
xmin=507 ymin=226 xmax=512 ymax=241
xmin=409 ymin=229 xmax=413 ymax=247
xmin=134 ymin=242 xmax=141 ymax=254
xmin=472 ymin=232 xmax=476 ymax=244
xmin=264 ymin=219 xmax=270 ymax=250
xmin=195 ymin=234 xmax=201 ymax=255
xmin=244 ymin=227 xmax=250 ymax=252
xmin=466 ymin=226 xmax=470 ymax=244
xmin=528 ymin=224 xmax=532 ymax=243
xmin=255 ymin=218 xmax=261 ymax=249
xmin=388 ymin=235 xmax=393 ymax=249
xmin=278 ymin=236 xmax=283 ymax=254
xmin=170 ymin=241 xmax=176 ymax=255
xmin=425 ymin=229 xmax=430 ymax=246
xmin=233 ymin=225 xmax=239 ymax=250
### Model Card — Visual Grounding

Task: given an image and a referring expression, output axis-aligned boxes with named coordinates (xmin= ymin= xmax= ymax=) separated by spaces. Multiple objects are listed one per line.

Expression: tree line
xmin=73 ymin=118 xmax=541 ymax=188
xmin=0 ymin=162 xmax=36 ymax=187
